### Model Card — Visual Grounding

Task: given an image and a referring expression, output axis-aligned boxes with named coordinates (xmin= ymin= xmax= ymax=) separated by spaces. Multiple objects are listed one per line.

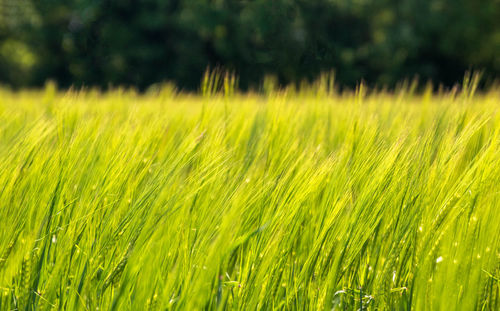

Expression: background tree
xmin=0 ymin=0 xmax=498 ymax=90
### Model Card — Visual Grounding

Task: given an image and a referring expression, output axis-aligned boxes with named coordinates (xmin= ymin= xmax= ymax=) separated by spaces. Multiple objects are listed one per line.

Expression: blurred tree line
xmin=0 ymin=0 xmax=499 ymax=90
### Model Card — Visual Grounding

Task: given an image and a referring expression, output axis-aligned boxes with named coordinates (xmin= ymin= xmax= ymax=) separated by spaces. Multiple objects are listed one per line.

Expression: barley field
xmin=0 ymin=78 xmax=499 ymax=310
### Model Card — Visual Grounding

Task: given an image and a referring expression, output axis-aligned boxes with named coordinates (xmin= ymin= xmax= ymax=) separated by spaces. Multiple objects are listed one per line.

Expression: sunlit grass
xmin=0 ymin=77 xmax=499 ymax=310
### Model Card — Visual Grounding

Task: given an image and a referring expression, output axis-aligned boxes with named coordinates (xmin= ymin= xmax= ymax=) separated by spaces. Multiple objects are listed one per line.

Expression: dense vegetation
xmin=1 ymin=0 xmax=499 ymax=89
xmin=0 ymin=76 xmax=499 ymax=310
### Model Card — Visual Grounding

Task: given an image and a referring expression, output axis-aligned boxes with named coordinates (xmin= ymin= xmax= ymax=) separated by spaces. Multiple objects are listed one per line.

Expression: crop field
xmin=0 ymin=78 xmax=499 ymax=310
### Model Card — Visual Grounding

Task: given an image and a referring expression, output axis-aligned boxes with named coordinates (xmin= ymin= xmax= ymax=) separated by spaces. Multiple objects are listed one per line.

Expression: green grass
xmin=0 ymin=78 xmax=499 ymax=310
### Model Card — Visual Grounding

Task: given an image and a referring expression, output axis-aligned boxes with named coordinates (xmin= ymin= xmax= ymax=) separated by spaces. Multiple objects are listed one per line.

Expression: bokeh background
xmin=0 ymin=0 xmax=499 ymax=90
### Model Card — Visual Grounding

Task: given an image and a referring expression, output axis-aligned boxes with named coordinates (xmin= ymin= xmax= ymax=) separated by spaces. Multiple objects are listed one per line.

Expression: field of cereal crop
xmin=0 ymin=77 xmax=499 ymax=310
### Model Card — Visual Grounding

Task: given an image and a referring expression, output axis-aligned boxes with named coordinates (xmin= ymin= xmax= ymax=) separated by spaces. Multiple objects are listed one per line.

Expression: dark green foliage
xmin=0 ymin=0 xmax=499 ymax=89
